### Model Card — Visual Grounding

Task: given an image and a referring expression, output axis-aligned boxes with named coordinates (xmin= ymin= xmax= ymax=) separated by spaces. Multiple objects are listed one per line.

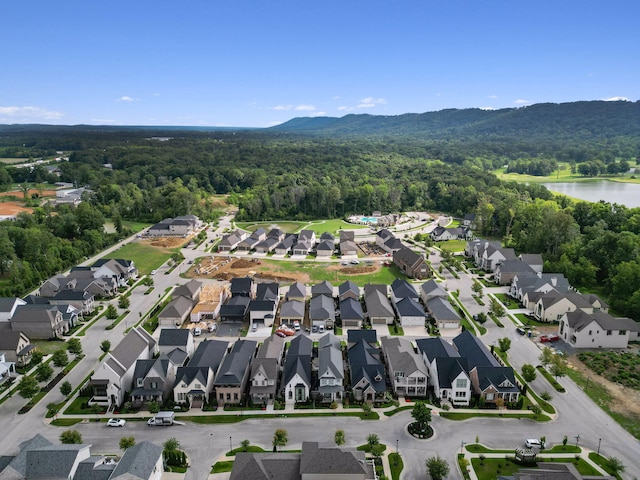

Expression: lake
xmin=541 ymin=181 xmax=640 ymax=208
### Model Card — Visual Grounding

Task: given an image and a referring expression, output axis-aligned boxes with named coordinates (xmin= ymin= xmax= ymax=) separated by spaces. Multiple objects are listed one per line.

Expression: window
xmin=620 ymin=330 xmax=626 ymax=335
xmin=219 ymin=393 xmax=224 ymax=400
xmin=485 ymin=393 xmax=494 ymax=401
xmin=606 ymin=330 xmax=612 ymax=336
xmin=234 ymin=393 xmax=239 ymax=400
xmin=226 ymin=393 xmax=231 ymax=400
xmin=588 ymin=330 xmax=592 ymax=335
xmin=455 ymin=391 xmax=466 ymax=398
xmin=136 ymin=379 xmax=143 ymax=387
xmin=195 ymin=383 xmax=201 ymax=389
xmin=455 ymin=378 xmax=467 ymax=389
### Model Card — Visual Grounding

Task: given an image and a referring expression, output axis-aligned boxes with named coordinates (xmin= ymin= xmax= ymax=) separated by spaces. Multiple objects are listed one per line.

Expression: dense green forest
xmin=1 ymin=100 xmax=640 ymax=320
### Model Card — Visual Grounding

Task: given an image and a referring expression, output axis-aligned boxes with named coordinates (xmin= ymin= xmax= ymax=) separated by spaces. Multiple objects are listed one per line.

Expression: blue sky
xmin=1 ymin=0 xmax=638 ymax=127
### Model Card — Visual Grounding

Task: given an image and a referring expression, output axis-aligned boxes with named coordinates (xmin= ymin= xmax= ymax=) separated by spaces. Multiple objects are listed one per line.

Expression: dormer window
xmin=136 ymin=379 xmax=143 ymax=387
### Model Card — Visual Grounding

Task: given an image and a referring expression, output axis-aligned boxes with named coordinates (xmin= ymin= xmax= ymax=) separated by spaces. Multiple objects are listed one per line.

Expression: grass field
xmin=438 ymin=239 xmax=468 ymax=253
xmin=0 ymin=158 xmax=30 ymax=164
xmin=102 ymin=242 xmax=181 ymax=274
xmin=237 ymin=219 xmax=370 ymax=235
xmin=495 ymin=162 xmax=640 ymax=185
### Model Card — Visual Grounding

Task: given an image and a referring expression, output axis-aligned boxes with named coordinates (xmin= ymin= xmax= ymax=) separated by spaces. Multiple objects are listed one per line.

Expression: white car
xmin=107 ymin=418 xmax=126 ymax=427
xmin=525 ymin=438 xmax=543 ymax=449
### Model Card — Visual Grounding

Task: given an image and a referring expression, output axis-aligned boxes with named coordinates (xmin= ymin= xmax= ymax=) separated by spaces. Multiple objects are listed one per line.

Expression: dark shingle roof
xmin=214 ymin=340 xmax=257 ymax=386
xmin=453 ymin=330 xmax=499 ymax=369
xmin=110 ymin=441 xmax=162 ymax=479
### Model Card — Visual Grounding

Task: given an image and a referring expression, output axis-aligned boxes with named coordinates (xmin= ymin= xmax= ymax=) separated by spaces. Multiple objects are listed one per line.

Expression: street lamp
xmin=575 ymin=434 xmax=580 ymax=447
xmin=597 ymin=438 xmax=602 ymax=455
xmin=460 ymin=440 xmax=467 ymax=454
xmin=396 ymin=439 xmax=399 ymax=454
xmin=229 ymin=436 xmax=232 ymax=453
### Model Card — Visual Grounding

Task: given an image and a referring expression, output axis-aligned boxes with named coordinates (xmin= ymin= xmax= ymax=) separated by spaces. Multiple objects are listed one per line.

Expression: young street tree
xmin=52 ymin=349 xmax=69 ymax=368
xmin=272 ymin=429 xmax=288 ymax=451
xmin=105 ymin=304 xmax=118 ymax=320
xmin=60 ymin=381 xmax=72 ymax=396
xmin=411 ymin=401 xmax=432 ymax=434
xmin=489 ymin=297 xmax=505 ymax=318
xmin=100 ymin=340 xmax=111 ymax=353
xmin=498 ymin=337 xmax=511 ymax=353
xmin=366 ymin=433 xmax=379 ymax=451
xmin=35 ymin=363 xmax=54 ymax=382
xmin=550 ymin=352 xmax=568 ymax=378
xmin=120 ymin=437 xmax=136 ymax=450
xmin=164 ymin=438 xmax=180 ymax=452
xmin=539 ymin=346 xmax=554 ymax=368
xmin=67 ymin=338 xmax=83 ymax=356
xmin=17 ymin=376 xmax=40 ymax=399
xmin=426 ymin=455 xmax=450 ymax=480
xmin=521 ymin=364 xmax=537 ymax=382
xmin=60 ymin=430 xmax=83 ymax=444
xmin=334 ymin=430 xmax=346 ymax=446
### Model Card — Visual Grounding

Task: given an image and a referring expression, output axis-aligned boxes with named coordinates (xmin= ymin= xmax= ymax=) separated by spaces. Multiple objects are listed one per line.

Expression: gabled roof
xmin=415 ymin=337 xmax=460 ymax=363
xmin=275 ymin=234 xmax=296 ymax=250
xmin=280 ymin=300 xmax=305 ymax=318
xmin=249 ymin=300 xmax=276 ymax=313
xmin=338 ymin=280 xmax=360 ymax=298
xmin=283 ymin=335 xmax=313 ymax=386
xmin=110 ymin=441 xmax=163 ymax=480
xmin=311 ymin=280 xmax=334 ymax=297
xmin=104 ymin=327 xmax=155 ymax=377
xmin=158 ymin=328 xmax=192 ymax=347
xmin=257 ymin=334 xmax=285 ymax=359
xmin=174 ymin=365 xmax=210 ymax=388
xmin=214 ymin=340 xmax=257 ymax=386
xmin=256 ymin=282 xmax=279 ymax=302
xmin=391 ymin=278 xmax=418 ymax=299
xmin=495 ymin=259 xmax=535 ymax=276
xmin=309 ymin=294 xmax=335 ymax=321
xmin=475 ymin=366 xmax=519 ymax=393
xmin=158 ymin=295 xmax=193 ymax=319
xmin=565 ymin=310 xmax=637 ymax=332
xmin=425 ymin=297 xmax=460 ymax=322
xmin=0 ymin=330 xmax=29 ymax=350
xmin=453 ymin=330 xmax=499 ymax=369
xmin=380 ymin=336 xmax=427 ymax=378
xmin=188 ymin=339 xmax=228 ymax=368
xmin=316 ymin=239 xmax=334 ymax=251
xmin=230 ymin=452 xmax=300 ymax=480
xmin=173 ymin=279 xmax=202 ymax=299
xmin=420 ymin=279 xmax=448 ymax=299
xmin=299 ymin=442 xmax=370 ymax=476
xmin=394 ymin=245 xmax=425 ymax=267
xmin=230 ymin=277 xmax=253 ymax=295
xmin=347 ymin=329 xmax=377 ymax=346
xmin=287 ymin=334 xmax=313 ymax=357
xmin=364 ymin=288 xmax=394 ymax=318
xmin=286 ymin=281 xmax=307 ymax=300
xmin=267 ymin=228 xmax=284 ymax=239
xmin=519 ymin=253 xmax=543 ymax=266
xmin=339 ymin=297 xmax=364 ymax=320
xmin=434 ymin=357 xmax=469 ymax=389
xmin=395 ymin=297 xmax=425 ymax=317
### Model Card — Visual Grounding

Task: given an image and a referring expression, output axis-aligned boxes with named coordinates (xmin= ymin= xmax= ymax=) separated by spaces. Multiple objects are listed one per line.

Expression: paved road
xmin=1 ymin=221 xmax=639 ymax=479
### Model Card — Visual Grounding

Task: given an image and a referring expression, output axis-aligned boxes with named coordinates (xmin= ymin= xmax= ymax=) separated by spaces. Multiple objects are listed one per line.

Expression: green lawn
xmin=102 ymin=242 xmax=183 ymax=274
xmin=236 ymin=219 xmax=369 ymax=235
xmin=211 ymin=461 xmax=234 ymax=473
xmin=471 ymin=457 xmax=601 ymax=480
xmin=33 ymin=340 xmax=68 ymax=355
xmin=438 ymin=239 xmax=468 ymax=253
xmin=236 ymin=221 xmax=306 ymax=233
xmin=494 ymin=162 xmax=640 ymax=185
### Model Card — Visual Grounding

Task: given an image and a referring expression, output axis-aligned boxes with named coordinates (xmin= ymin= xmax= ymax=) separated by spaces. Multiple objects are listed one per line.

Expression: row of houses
xmin=160 ymin=276 xmax=462 ymax=332
xmin=89 ymin=326 xmax=518 ymax=410
xmin=218 ymin=228 xmax=360 ymax=257
xmin=146 ymin=215 xmax=201 ymax=237
xmin=466 ymin=239 xmax=639 ymax=349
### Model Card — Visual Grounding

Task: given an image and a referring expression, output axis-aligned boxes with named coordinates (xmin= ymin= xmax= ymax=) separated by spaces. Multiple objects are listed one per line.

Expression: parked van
xmin=147 ymin=411 xmax=175 ymax=426
xmin=193 ymin=327 xmax=202 ymax=336
xmin=318 ymin=325 xmax=325 ymax=333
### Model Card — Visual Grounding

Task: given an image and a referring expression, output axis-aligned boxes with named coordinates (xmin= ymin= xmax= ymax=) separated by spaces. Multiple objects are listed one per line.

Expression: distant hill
xmin=271 ymin=100 xmax=640 ymax=142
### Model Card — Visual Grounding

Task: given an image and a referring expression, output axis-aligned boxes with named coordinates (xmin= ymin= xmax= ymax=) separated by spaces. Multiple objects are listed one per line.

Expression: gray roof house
xmin=420 ymin=279 xmax=448 ymax=303
xmin=157 ymin=328 xmax=195 ymax=359
xmin=109 ymin=441 xmax=163 ymax=480
xmin=339 ymin=230 xmax=358 ymax=256
xmin=256 ymin=282 xmax=280 ymax=302
xmin=173 ymin=339 xmax=229 ymax=408
xmin=130 ymin=357 xmax=175 ymax=407
xmin=0 ymin=297 xmax=26 ymax=322
xmin=172 ymin=279 xmax=203 ymax=303
xmin=394 ymin=296 xmax=426 ymax=327
xmin=426 ymin=296 xmax=461 ymax=330
xmin=0 ymin=330 xmax=34 ymax=367
xmin=393 ymin=245 xmax=429 ymax=279
xmin=10 ymin=304 xmax=66 ymax=339
xmin=348 ymin=331 xmax=386 ymax=403
xmin=311 ymin=280 xmax=334 ymax=298
xmin=286 ymin=281 xmax=307 ymax=301
xmin=274 ymin=233 xmax=296 ymax=255
xmin=339 ymin=297 xmax=365 ymax=328
xmin=249 ymin=300 xmax=277 ymax=328
xmin=390 ymin=278 xmax=418 ymax=302
xmin=280 ymin=300 xmax=306 ymax=324
xmin=157 ymin=295 xmax=194 ymax=328
xmin=282 ymin=335 xmax=313 ymax=405
xmin=338 ymin=280 xmax=360 ymax=301
xmin=230 ymin=441 xmax=374 ymax=480
xmin=250 ymin=334 xmax=285 ymax=405
xmin=380 ymin=336 xmax=428 ymax=397
xmin=214 ymin=339 xmax=257 ymax=406
xmin=363 ymin=284 xmax=395 ymax=325
xmin=88 ymin=327 xmax=157 ymax=408
xmin=415 ymin=337 xmax=471 ymax=406
xmin=309 ymin=294 xmax=336 ymax=329
xmin=316 ymin=333 xmax=344 ymax=403
xmin=494 ymin=259 xmax=536 ymax=286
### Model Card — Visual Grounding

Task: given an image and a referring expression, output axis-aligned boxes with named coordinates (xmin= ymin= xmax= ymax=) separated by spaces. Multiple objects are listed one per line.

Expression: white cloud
xmin=117 ymin=96 xmax=139 ymax=102
xmin=272 ymin=105 xmax=292 ymax=111
xmin=294 ymin=104 xmax=316 ymax=111
xmin=514 ymin=99 xmax=530 ymax=105
xmin=603 ymin=96 xmax=630 ymax=102
xmin=356 ymin=97 xmax=386 ymax=109
xmin=337 ymin=106 xmax=354 ymax=111
xmin=488 ymin=95 xmax=498 ymax=99
xmin=0 ymin=105 xmax=63 ymax=120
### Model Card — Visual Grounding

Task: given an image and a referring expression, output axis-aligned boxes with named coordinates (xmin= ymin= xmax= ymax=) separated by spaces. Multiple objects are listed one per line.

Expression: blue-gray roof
xmin=452 ymin=330 xmax=499 ymax=369
xmin=110 ymin=441 xmax=163 ymax=479
xmin=339 ymin=297 xmax=364 ymax=320
xmin=214 ymin=340 xmax=257 ymax=386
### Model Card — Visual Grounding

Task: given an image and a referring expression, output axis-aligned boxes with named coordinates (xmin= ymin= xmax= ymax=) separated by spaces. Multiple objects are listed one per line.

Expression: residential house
xmin=339 ymin=230 xmax=358 ymax=257
xmin=394 ymin=296 xmax=426 ymax=327
xmin=230 ymin=277 xmax=253 ymax=298
xmin=274 ymin=233 xmax=296 ymax=255
xmin=430 ymin=226 xmax=471 ymax=242
xmin=309 ymin=294 xmax=335 ymax=329
xmin=173 ymin=339 xmax=228 ymax=408
xmin=90 ymin=258 xmax=137 ymax=287
xmin=254 ymin=236 xmax=279 ymax=253
xmin=219 ymin=295 xmax=250 ymax=323
xmin=10 ymin=304 xmax=65 ymax=339
xmin=375 ymin=229 xmax=395 ymax=252
xmin=316 ymin=333 xmax=344 ymax=403
xmin=380 ymin=336 xmax=428 ymax=397
xmin=280 ymin=300 xmax=305 ymax=326
xmin=250 ymin=334 xmax=285 ymax=405
xmin=453 ymin=331 xmax=520 ymax=405
xmin=559 ymin=310 xmax=639 ymax=349
xmin=416 ymin=337 xmax=471 ymax=406
xmin=0 ymin=353 xmax=14 ymax=383
xmin=339 ymin=297 xmax=365 ymax=328
xmin=426 ymin=297 xmax=461 ymax=330
xmin=214 ymin=339 xmax=257 ymax=406
xmin=108 ymin=441 xmax=163 ymax=480
xmin=475 ymin=242 xmax=516 ymax=272
xmin=282 ymin=335 xmax=313 ymax=405
xmin=158 ymin=295 xmax=194 ymax=328
xmin=40 ymin=271 xmax=117 ymax=299
xmin=190 ymin=283 xmax=227 ymax=323
xmin=292 ymin=229 xmax=315 ymax=256
xmin=393 ymin=246 xmax=429 ymax=279
xmin=0 ymin=297 xmax=27 ymax=322
xmin=511 ymin=272 xmax=571 ymax=304
xmin=158 ymin=328 xmax=195 ymax=359
xmin=462 ymin=213 xmax=476 ymax=228
xmin=249 ymin=299 xmax=277 ymax=328
xmin=420 ymin=279 xmax=448 ymax=303
xmin=390 ymin=278 xmax=418 ymax=303
xmin=363 ymin=284 xmax=395 ymax=325
xmin=173 ymin=279 xmax=203 ymax=303
xmin=48 ymin=290 xmax=95 ymax=315
xmin=494 ymin=259 xmax=535 ymax=286
xmin=147 ymin=215 xmax=199 ymax=237
xmin=256 ymin=282 xmax=280 ymax=302
xmin=286 ymin=281 xmax=307 ymax=301
xmin=0 ymin=331 xmax=34 ymax=367
xmin=230 ymin=441 xmax=374 ymax=480
xmin=348 ymin=330 xmax=386 ymax=403
xmin=338 ymin=280 xmax=360 ymax=302
xmin=315 ymin=238 xmax=334 ymax=257
xmin=311 ymin=280 xmax=334 ymax=298
xmin=130 ymin=356 xmax=175 ymax=407
xmin=518 ymin=253 xmax=543 ymax=273
xmin=217 ymin=230 xmax=246 ymax=252
xmin=534 ymin=292 xmax=608 ymax=323
xmin=88 ymin=327 xmax=157 ymax=408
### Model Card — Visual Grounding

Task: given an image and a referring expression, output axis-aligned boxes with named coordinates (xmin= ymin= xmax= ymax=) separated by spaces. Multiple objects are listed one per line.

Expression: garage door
xmin=371 ymin=317 xmax=388 ymax=325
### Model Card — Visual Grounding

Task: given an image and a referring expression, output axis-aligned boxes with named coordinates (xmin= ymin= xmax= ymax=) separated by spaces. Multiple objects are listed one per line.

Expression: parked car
xmin=208 ymin=322 xmax=217 ymax=333
xmin=150 ymin=270 xmax=157 ymax=275
xmin=516 ymin=327 xmax=526 ymax=335
xmin=252 ymin=323 xmax=258 ymax=332
xmin=311 ymin=325 xmax=318 ymax=333
xmin=539 ymin=334 xmax=559 ymax=343
xmin=277 ymin=325 xmax=295 ymax=336
xmin=193 ymin=327 xmax=202 ymax=336
xmin=318 ymin=325 xmax=325 ymax=333
xmin=276 ymin=331 xmax=287 ymax=338
xmin=525 ymin=438 xmax=544 ymax=449
xmin=293 ymin=320 xmax=300 ymax=331
xmin=107 ymin=418 xmax=126 ymax=427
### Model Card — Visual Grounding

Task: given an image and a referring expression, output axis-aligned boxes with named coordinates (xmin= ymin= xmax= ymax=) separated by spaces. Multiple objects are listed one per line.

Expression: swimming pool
xmin=359 ymin=217 xmax=378 ymax=224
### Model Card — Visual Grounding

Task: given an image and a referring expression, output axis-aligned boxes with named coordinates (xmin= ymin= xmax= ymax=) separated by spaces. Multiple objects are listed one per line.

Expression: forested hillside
xmin=1 ymin=105 xmax=640 ymax=320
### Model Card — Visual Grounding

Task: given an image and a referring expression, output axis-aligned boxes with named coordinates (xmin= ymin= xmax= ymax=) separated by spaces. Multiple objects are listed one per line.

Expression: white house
xmin=559 ymin=310 xmax=638 ymax=349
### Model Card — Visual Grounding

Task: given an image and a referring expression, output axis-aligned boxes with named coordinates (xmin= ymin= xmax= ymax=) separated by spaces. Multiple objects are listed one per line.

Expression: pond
xmin=541 ymin=181 xmax=640 ymax=208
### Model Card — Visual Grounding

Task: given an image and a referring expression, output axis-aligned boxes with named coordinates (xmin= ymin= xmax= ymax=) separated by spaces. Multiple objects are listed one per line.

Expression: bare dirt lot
xmin=187 ymin=256 xmax=382 ymax=284
xmin=567 ymin=355 xmax=640 ymax=420
xmin=142 ymin=236 xmax=191 ymax=248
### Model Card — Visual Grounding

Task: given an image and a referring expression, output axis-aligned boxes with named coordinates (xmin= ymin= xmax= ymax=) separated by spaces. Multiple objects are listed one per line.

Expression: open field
xmin=0 ymin=158 xmax=30 ymax=164
xmin=102 ymin=240 xmax=185 ymax=274
xmin=494 ymin=162 xmax=640 ymax=184
xmin=237 ymin=219 xmax=370 ymax=235
xmin=187 ymin=256 xmax=403 ymax=285
xmin=437 ymin=239 xmax=468 ymax=253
